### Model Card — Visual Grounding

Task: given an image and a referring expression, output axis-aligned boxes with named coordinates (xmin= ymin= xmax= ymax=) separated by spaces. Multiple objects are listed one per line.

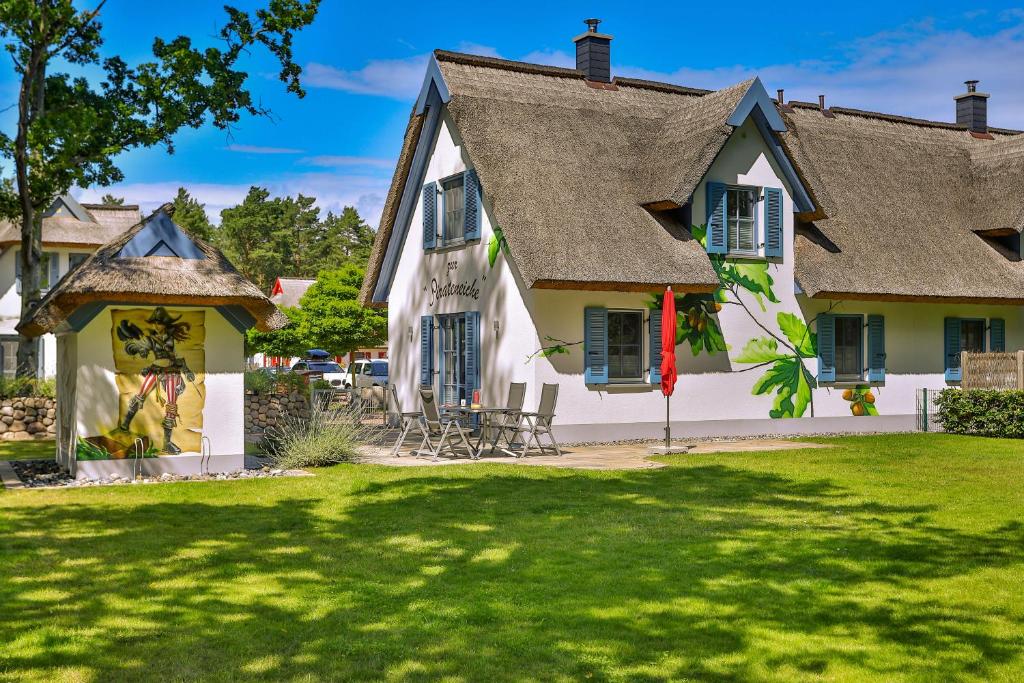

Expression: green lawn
xmin=2 ymin=433 xmax=1024 ymax=681
xmin=0 ymin=439 xmax=54 ymax=461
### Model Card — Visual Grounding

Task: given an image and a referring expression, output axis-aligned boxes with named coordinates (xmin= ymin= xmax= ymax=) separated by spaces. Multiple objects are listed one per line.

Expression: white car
xmin=289 ymin=360 xmax=347 ymax=389
xmin=345 ymin=359 xmax=389 ymax=389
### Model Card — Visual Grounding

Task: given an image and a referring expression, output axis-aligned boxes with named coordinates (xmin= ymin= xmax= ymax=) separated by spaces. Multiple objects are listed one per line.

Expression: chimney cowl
xmin=573 ymin=18 xmax=613 ymax=83
xmin=954 ymin=79 xmax=990 ymax=133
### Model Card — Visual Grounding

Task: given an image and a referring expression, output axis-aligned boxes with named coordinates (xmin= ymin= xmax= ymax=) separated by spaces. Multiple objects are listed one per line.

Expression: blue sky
xmin=5 ymin=1 xmax=1024 ymax=225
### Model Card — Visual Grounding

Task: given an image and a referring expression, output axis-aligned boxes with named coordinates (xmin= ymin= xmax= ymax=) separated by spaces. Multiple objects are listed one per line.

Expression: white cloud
xmin=617 ymin=22 xmax=1024 ymax=128
xmin=455 ymin=42 xmax=502 ymax=58
xmin=304 ymin=56 xmax=428 ymax=99
xmin=75 ymin=172 xmax=391 ymax=228
xmin=299 ymin=155 xmax=395 ymax=169
xmin=519 ymin=49 xmax=575 ymax=69
xmin=225 ymin=144 xmax=305 ymax=154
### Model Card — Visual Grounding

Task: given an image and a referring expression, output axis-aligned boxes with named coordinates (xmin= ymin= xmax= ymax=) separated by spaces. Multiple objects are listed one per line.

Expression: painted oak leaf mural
xmin=733 ymin=312 xmax=818 ymax=418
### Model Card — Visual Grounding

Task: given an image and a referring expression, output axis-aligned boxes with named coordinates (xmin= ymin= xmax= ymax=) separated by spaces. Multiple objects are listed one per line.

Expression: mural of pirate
xmin=116 ymin=307 xmax=196 ymax=454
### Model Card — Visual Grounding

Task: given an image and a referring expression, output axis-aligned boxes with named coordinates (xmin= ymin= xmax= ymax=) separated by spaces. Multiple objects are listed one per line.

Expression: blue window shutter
xmin=817 ymin=314 xmax=836 ymax=382
xmin=419 ymin=316 xmax=434 ymax=387
xmin=706 ymin=182 xmax=727 ymax=254
xmin=14 ymin=250 xmax=21 ymax=295
xmin=990 ymin=318 xmax=1006 ymax=352
xmin=463 ymin=169 xmax=481 ymax=241
xmin=584 ymin=307 xmax=608 ymax=384
xmin=422 ymin=182 xmax=437 ymax=250
xmin=649 ymin=311 xmax=662 ymax=385
xmin=47 ymin=253 xmax=59 ymax=288
xmin=764 ymin=187 xmax=783 ymax=257
xmin=464 ymin=311 xmax=480 ymax=395
xmin=944 ymin=317 xmax=962 ymax=382
xmin=867 ymin=314 xmax=885 ymax=382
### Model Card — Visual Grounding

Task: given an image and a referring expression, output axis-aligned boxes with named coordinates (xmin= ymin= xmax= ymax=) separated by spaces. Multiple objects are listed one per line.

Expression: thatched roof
xmin=270 ymin=277 xmax=315 ymax=308
xmin=363 ymin=49 xmax=1024 ymax=306
xmin=783 ymin=103 xmax=1024 ymax=301
xmin=0 ymin=198 xmax=141 ymax=248
xmin=19 ymin=207 xmax=287 ymax=337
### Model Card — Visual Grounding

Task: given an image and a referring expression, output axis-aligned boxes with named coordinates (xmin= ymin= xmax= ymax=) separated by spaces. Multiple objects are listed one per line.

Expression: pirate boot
xmin=162 ymin=407 xmax=181 ymax=455
xmin=120 ymin=395 xmax=144 ymax=431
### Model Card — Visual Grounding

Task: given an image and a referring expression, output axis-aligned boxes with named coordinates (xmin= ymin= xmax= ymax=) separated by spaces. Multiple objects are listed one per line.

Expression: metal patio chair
xmin=516 ymin=383 xmax=561 ymax=457
xmin=491 ymin=382 xmax=527 ymax=451
xmin=388 ymin=384 xmax=424 ymax=457
xmin=416 ymin=388 xmax=474 ymax=460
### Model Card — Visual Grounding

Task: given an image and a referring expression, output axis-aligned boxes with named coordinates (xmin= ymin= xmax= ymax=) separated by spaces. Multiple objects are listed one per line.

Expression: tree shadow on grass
xmin=1 ymin=464 xmax=1023 ymax=681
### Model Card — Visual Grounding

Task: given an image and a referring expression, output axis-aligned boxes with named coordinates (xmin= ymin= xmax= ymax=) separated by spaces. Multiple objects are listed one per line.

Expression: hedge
xmin=934 ymin=389 xmax=1024 ymax=437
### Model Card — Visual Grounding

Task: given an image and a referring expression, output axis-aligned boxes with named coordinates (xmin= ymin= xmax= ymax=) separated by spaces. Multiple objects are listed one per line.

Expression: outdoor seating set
xmin=389 ymin=383 xmax=561 ymax=460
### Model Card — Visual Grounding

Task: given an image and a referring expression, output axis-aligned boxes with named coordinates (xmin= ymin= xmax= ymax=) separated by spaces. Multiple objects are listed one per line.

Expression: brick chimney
xmin=573 ymin=18 xmax=613 ymax=83
xmin=955 ymin=80 xmax=989 ymax=133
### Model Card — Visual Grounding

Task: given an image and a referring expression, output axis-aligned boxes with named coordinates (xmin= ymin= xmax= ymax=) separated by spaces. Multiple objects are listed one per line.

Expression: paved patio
xmin=356 ymin=439 xmax=830 ymax=471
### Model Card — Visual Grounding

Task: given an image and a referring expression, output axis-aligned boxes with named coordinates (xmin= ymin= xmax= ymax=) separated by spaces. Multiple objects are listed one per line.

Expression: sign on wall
xmin=77 ymin=307 xmax=206 ymax=460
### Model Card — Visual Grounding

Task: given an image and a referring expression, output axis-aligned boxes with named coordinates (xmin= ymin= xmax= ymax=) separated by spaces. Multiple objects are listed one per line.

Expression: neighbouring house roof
xmin=270 ymin=277 xmax=316 ymax=308
xmin=18 ymin=206 xmax=288 ymax=337
xmin=0 ymin=197 xmax=142 ymax=248
xmin=363 ymin=49 xmax=1024 ymax=306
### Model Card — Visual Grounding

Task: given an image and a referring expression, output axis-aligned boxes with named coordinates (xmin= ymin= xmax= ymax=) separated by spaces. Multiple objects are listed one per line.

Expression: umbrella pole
xmin=665 ymin=394 xmax=670 ymax=448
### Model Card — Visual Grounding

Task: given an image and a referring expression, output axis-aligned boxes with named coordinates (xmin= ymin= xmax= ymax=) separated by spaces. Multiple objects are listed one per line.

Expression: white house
xmin=0 ymin=195 xmax=140 ymax=378
xmin=361 ymin=22 xmax=1024 ymax=440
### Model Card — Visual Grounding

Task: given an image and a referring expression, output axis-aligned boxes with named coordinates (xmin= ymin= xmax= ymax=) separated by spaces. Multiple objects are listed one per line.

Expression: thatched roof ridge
xmin=19 ymin=206 xmax=287 ymax=336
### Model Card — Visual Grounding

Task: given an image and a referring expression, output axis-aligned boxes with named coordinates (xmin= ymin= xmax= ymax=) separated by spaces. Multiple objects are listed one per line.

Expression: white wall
xmin=74 ymin=305 xmax=245 ymax=457
xmin=386 ymin=110 xmax=1024 ymax=437
xmin=388 ymin=114 xmax=541 ymax=414
xmin=0 ymin=246 xmax=95 ymax=377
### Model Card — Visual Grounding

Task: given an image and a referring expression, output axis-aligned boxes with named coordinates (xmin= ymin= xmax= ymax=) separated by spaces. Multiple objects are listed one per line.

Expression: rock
xmin=0 ymin=406 xmax=13 ymax=417
xmin=12 ymin=401 xmax=23 ymax=410
xmin=10 ymin=421 xmax=26 ymax=432
xmin=41 ymin=417 xmax=52 ymax=426
xmin=1 ymin=416 xmax=12 ymax=426
xmin=46 ymin=409 xmax=55 ymax=418
xmin=12 ymin=431 xmax=31 ymax=441
xmin=24 ymin=407 xmax=36 ymax=417
xmin=12 ymin=410 xmax=25 ymax=420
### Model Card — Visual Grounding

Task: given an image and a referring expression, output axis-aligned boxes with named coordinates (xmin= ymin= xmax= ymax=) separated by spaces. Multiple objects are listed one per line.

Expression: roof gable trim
xmin=414 ymin=55 xmax=451 ymax=115
xmin=116 ymin=211 xmax=205 ymax=259
xmin=372 ymin=85 xmax=446 ymax=304
xmin=749 ymin=106 xmax=817 ymax=214
xmin=727 ymin=77 xmax=786 ymax=132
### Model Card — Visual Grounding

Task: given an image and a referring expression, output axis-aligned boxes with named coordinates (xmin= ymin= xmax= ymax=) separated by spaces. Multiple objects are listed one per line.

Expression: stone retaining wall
xmin=0 ymin=397 xmax=56 ymax=441
xmin=245 ymin=391 xmax=310 ymax=434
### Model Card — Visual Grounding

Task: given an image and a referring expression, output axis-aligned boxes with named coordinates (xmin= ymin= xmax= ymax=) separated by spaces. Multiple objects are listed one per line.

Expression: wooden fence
xmin=961 ymin=351 xmax=1024 ymax=389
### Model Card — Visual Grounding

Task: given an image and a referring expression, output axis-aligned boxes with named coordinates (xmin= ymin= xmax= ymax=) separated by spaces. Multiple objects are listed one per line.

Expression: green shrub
xmin=244 ymin=369 xmax=274 ymax=395
xmin=934 ymin=389 xmax=1024 ymax=437
xmin=0 ymin=376 xmax=56 ymax=399
xmin=264 ymin=401 xmax=387 ymax=469
xmin=275 ymin=370 xmax=308 ymax=396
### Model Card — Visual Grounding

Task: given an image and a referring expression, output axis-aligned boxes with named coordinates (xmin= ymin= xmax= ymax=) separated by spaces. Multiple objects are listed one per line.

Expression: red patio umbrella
xmin=660 ymin=286 xmax=677 ymax=448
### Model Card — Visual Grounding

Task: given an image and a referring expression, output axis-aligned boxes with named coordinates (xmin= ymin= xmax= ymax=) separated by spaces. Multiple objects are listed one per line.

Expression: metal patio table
xmin=447 ymin=405 xmax=521 ymax=459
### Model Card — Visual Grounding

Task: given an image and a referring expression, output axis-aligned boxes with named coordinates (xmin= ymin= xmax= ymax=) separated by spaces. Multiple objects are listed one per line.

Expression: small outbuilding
xmin=18 ymin=206 xmax=286 ymax=479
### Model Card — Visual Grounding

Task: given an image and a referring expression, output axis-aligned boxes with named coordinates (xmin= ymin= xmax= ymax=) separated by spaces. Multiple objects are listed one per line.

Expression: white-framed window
xmin=15 ymin=251 xmax=59 ymax=294
xmin=727 ymin=186 xmax=758 ymax=254
xmin=0 ymin=337 xmax=16 ymax=379
xmin=441 ymin=174 xmax=465 ymax=245
xmin=608 ymin=310 xmax=643 ymax=382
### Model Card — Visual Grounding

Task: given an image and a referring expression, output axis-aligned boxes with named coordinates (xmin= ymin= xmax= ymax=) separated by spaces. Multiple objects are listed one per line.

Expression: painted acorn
xmin=851 ymin=402 xmax=865 ymax=416
xmin=842 ymin=389 xmax=854 ymax=401
xmin=864 ymin=391 xmax=875 ymax=404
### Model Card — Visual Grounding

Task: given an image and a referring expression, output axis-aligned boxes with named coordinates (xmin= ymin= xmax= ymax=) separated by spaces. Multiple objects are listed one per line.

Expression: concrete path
xmin=356 ymin=439 xmax=829 ymax=471
xmin=0 ymin=460 xmax=24 ymax=489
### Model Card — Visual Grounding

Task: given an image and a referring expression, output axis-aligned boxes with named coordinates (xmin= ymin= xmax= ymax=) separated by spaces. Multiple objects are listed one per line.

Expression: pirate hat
xmin=146 ymin=307 xmax=182 ymax=326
